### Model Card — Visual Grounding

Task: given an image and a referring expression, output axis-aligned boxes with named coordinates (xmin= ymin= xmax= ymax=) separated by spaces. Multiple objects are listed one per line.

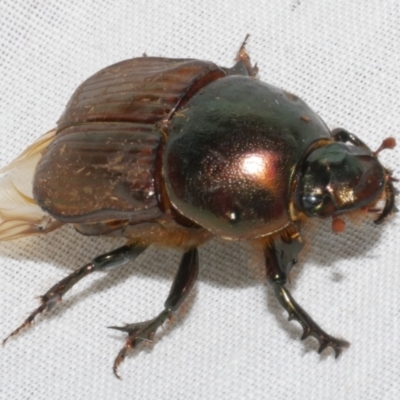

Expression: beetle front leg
xmin=265 ymin=235 xmax=350 ymax=357
xmin=3 ymin=244 xmax=146 ymax=344
xmin=109 ymin=248 xmax=198 ymax=379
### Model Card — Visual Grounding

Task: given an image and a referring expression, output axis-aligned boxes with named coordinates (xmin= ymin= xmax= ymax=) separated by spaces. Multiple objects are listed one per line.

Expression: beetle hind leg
xmin=230 ymin=34 xmax=259 ymax=77
xmin=109 ymin=248 xmax=198 ymax=379
xmin=264 ymin=233 xmax=350 ymax=357
xmin=3 ymin=244 xmax=146 ymax=345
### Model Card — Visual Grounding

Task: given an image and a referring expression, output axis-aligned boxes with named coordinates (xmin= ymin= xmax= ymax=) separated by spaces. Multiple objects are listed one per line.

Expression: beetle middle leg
xmin=109 ymin=248 xmax=198 ymax=379
xmin=265 ymin=233 xmax=350 ymax=357
xmin=3 ymin=244 xmax=146 ymax=344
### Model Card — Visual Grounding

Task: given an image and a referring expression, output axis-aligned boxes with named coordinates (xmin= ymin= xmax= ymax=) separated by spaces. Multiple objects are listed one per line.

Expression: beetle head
xmin=295 ymin=137 xmax=396 ymax=224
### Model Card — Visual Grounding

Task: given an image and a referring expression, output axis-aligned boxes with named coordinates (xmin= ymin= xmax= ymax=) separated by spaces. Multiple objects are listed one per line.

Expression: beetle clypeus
xmin=1 ymin=36 xmax=397 ymax=378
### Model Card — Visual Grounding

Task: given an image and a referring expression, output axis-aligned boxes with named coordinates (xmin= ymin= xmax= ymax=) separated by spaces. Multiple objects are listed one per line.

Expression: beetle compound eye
xmin=296 ymin=153 xmax=331 ymax=216
xmin=301 ymin=189 xmax=336 ymax=217
xmin=302 ymin=193 xmax=324 ymax=209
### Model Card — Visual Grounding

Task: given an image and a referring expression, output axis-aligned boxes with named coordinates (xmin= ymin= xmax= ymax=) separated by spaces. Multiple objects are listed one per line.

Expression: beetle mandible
xmin=1 ymin=36 xmax=397 ymax=378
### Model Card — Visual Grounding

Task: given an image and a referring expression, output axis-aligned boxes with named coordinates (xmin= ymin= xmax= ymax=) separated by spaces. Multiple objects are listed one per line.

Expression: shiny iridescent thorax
xmin=165 ymin=76 xmax=332 ymax=239
xmin=1 ymin=37 xmax=396 ymax=378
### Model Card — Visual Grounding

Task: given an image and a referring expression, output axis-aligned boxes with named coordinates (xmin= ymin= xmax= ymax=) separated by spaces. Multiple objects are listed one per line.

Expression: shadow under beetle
xmin=1 ymin=37 xmax=397 ymax=378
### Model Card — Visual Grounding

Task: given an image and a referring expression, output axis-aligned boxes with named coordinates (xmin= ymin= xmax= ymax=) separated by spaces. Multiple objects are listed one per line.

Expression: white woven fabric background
xmin=1 ymin=1 xmax=399 ymax=399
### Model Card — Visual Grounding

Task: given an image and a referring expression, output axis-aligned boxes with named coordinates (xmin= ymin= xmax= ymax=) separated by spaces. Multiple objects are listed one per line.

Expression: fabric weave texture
xmin=0 ymin=1 xmax=399 ymax=399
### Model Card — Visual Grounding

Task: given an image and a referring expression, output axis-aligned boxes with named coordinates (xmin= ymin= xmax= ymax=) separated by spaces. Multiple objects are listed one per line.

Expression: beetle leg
xmin=109 ymin=248 xmax=198 ymax=379
xmin=265 ymin=235 xmax=350 ymax=357
xmin=3 ymin=244 xmax=146 ymax=344
xmin=225 ymin=34 xmax=259 ymax=77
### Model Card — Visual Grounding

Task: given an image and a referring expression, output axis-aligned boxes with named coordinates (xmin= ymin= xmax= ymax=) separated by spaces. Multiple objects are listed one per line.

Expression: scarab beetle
xmin=1 ymin=37 xmax=397 ymax=378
